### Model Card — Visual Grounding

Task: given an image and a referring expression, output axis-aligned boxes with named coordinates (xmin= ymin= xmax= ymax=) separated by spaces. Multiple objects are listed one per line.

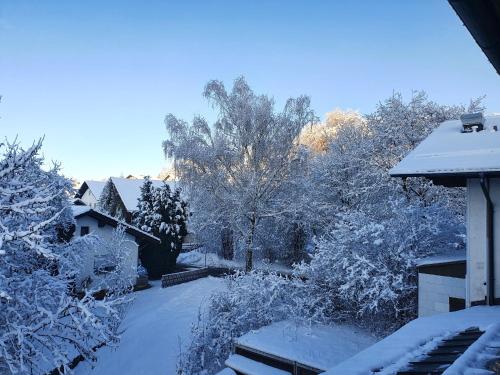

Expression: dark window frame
xmin=80 ymin=226 xmax=90 ymax=236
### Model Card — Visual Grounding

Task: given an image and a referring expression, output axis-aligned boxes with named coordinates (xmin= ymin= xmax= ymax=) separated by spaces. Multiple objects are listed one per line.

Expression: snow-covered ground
xmin=75 ymin=277 xmax=224 ymax=375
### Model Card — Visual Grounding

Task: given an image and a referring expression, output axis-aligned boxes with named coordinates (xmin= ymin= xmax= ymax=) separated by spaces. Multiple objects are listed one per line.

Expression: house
xmin=390 ymin=113 xmax=500 ymax=315
xmin=77 ymin=177 xmax=172 ymax=223
xmin=76 ymin=180 xmax=107 ymax=209
xmin=71 ymin=205 xmax=161 ymax=287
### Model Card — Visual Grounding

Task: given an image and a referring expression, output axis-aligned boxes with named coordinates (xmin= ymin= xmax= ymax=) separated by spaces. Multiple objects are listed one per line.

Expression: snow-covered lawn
xmin=75 ymin=277 xmax=225 ymax=375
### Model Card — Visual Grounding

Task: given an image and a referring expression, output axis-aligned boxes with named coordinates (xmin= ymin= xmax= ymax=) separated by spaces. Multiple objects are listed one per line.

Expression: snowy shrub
xmin=177 ymin=271 xmax=319 ymax=374
xmin=88 ymin=225 xmax=136 ymax=296
xmin=0 ymin=139 xmax=130 ymax=374
xmin=296 ymin=200 xmax=465 ymax=333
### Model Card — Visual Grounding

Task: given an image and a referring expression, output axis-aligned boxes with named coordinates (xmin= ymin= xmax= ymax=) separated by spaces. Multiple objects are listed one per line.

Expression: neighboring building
xmin=76 ymin=180 xmax=107 ymax=208
xmin=390 ymin=113 xmax=500 ymax=313
xmin=416 ymin=252 xmax=466 ymax=317
xmin=77 ymin=177 xmax=172 ymax=223
xmin=71 ymin=205 xmax=160 ymax=287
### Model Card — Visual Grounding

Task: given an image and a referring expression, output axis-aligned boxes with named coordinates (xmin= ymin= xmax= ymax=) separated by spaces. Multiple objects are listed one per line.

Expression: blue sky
xmin=1 ymin=1 xmax=499 ymax=181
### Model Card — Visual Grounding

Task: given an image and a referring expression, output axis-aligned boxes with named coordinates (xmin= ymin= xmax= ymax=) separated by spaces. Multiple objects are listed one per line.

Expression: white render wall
xmin=466 ymin=178 xmax=500 ymax=305
xmin=418 ymin=273 xmax=465 ymax=317
xmin=74 ymin=215 xmax=138 ymax=287
xmin=80 ymin=188 xmax=98 ymax=208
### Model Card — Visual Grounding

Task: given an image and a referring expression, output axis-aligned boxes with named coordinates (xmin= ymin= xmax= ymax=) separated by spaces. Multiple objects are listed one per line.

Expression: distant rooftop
xmin=390 ymin=114 xmax=500 ymax=183
xmin=110 ymin=177 xmax=172 ymax=212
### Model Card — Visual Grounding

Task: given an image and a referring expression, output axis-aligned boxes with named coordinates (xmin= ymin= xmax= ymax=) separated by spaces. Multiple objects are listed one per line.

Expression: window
xmin=80 ymin=226 xmax=90 ymax=236
xmin=98 ymin=220 xmax=105 ymax=228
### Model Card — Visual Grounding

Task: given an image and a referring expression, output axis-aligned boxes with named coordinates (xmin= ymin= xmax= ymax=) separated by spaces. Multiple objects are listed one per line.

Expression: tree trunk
xmin=221 ymin=226 xmax=234 ymax=260
xmin=245 ymin=214 xmax=257 ymax=272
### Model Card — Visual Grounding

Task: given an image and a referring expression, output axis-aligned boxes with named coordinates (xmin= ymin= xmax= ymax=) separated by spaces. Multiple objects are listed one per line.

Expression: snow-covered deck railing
xmin=231 ymin=320 xmax=376 ymax=374
xmin=225 ymin=354 xmax=292 ymax=375
xmin=389 ymin=115 xmax=500 ymax=178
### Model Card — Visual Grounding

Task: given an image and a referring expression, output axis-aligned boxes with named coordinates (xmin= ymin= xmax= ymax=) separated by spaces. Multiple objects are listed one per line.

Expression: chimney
xmin=461 ymin=112 xmax=484 ymax=133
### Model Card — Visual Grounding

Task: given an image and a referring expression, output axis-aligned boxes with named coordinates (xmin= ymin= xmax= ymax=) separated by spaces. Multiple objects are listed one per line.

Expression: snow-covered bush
xmin=177 ymin=271 xmax=318 ymax=374
xmin=296 ymin=200 xmax=466 ymax=333
xmin=89 ymin=225 xmax=136 ymax=296
xmin=0 ymin=139 xmax=130 ymax=374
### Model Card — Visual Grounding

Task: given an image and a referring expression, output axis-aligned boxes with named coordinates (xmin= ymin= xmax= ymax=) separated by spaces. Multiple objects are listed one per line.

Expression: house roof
xmin=322 ymin=306 xmax=500 ymax=375
xmin=71 ymin=205 xmax=160 ymax=244
xmin=389 ymin=115 xmax=500 ymax=183
xmin=110 ymin=177 xmax=177 ymax=212
xmin=76 ymin=180 xmax=107 ymax=200
xmin=449 ymin=0 xmax=500 ymax=75
xmin=416 ymin=250 xmax=466 ymax=267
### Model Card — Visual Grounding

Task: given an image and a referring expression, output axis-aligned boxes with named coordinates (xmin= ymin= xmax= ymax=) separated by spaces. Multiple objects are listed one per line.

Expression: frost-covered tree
xmin=133 ymin=176 xmax=156 ymax=233
xmin=133 ymin=178 xmax=188 ymax=276
xmin=164 ymin=77 xmax=315 ymax=270
xmin=98 ymin=178 xmax=126 ymax=220
xmin=295 ymin=200 xmax=466 ymax=332
xmin=134 ymin=178 xmax=188 ymax=254
xmin=0 ymin=139 xmax=130 ymax=374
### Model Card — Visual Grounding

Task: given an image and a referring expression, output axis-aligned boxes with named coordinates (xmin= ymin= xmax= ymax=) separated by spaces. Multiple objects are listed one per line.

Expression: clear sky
xmin=1 ymin=0 xmax=499 ymax=182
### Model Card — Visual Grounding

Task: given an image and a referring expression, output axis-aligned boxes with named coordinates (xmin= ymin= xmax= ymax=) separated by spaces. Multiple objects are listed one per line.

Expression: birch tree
xmin=163 ymin=77 xmax=315 ymax=270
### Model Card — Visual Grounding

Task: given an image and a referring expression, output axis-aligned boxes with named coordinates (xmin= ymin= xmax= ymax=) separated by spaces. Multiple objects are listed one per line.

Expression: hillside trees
xmin=163 ymin=77 xmax=315 ymax=270
xmin=0 ymin=139 xmax=130 ymax=374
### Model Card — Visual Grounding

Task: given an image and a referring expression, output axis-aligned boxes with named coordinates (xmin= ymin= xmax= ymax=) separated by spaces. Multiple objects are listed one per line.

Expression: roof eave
xmin=74 ymin=209 xmax=160 ymax=244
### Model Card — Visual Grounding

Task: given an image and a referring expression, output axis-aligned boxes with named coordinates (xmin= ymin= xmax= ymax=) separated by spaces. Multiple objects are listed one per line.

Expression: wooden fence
xmin=161 ymin=267 xmax=234 ymax=288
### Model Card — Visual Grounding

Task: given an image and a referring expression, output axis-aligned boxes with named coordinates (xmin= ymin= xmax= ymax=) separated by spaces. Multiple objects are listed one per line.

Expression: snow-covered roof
xmin=71 ymin=205 xmax=160 ymax=244
xmin=390 ymin=115 xmax=500 ymax=177
xmin=235 ymin=320 xmax=376 ymax=371
xmin=322 ymin=306 xmax=500 ymax=375
xmin=110 ymin=177 xmax=177 ymax=212
xmin=85 ymin=180 xmax=107 ymax=200
xmin=416 ymin=250 xmax=466 ymax=267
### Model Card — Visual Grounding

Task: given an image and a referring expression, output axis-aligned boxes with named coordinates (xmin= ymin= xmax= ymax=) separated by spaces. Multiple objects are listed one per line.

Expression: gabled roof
xmin=390 ymin=115 xmax=500 ymax=184
xmin=76 ymin=180 xmax=107 ymax=200
xmin=71 ymin=205 xmax=160 ymax=244
xmin=110 ymin=177 xmax=176 ymax=212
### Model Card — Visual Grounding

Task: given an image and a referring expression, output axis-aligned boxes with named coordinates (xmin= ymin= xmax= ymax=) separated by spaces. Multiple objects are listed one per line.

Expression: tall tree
xmin=163 ymin=77 xmax=315 ymax=270
xmin=133 ymin=179 xmax=188 ymax=276
xmin=0 ymin=139 xmax=129 ymax=374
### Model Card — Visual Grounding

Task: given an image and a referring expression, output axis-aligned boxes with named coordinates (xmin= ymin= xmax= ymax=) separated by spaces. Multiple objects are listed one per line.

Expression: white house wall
xmin=80 ymin=189 xmax=98 ymax=208
xmin=467 ymin=178 xmax=500 ymax=305
xmin=418 ymin=273 xmax=465 ymax=317
xmin=74 ymin=215 xmax=138 ymax=287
